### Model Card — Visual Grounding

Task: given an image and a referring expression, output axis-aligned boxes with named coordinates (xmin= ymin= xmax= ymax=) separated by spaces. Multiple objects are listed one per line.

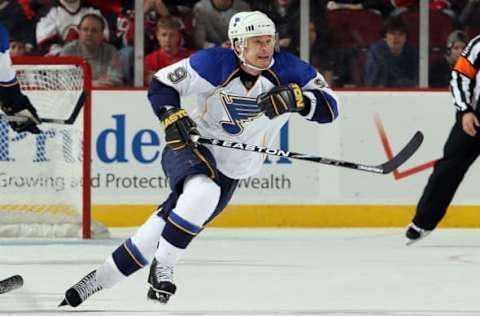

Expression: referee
xmin=406 ymin=33 xmax=480 ymax=245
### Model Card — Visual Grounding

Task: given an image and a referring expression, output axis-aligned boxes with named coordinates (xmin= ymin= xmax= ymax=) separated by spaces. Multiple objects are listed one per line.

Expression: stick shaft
xmin=193 ymin=132 xmax=423 ymax=175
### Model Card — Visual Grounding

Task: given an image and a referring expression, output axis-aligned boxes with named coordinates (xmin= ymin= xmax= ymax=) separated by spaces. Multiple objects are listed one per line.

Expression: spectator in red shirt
xmin=144 ymin=15 xmax=194 ymax=83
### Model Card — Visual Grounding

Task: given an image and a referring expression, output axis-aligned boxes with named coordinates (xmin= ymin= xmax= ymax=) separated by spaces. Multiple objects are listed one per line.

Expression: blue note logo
xmin=219 ymin=93 xmax=262 ymax=135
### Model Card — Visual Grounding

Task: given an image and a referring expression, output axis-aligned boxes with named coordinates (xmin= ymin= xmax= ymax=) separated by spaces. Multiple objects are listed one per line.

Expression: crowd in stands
xmin=2 ymin=0 xmax=479 ymax=87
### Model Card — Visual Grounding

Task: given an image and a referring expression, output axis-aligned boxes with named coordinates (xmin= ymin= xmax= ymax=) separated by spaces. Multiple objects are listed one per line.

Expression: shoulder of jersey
xmin=270 ymin=51 xmax=316 ymax=86
xmin=463 ymin=35 xmax=480 ymax=58
xmin=469 ymin=35 xmax=480 ymax=50
xmin=189 ymin=47 xmax=239 ymax=86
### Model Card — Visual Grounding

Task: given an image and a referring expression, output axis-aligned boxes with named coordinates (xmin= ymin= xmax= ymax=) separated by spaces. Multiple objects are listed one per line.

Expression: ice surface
xmin=0 ymin=228 xmax=479 ymax=316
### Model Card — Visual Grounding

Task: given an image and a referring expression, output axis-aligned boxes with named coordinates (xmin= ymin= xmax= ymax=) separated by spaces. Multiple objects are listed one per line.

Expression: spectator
xmin=9 ymin=33 xmax=28 ymax=57
xmin=429 ymin=30 xmax=468 ymax=87
xmin=144 ymin=0 xmax=172 ymax=54
xmin=158 ymin=0 xmax=199 ymax=49
xmin=112 ymin=0 xmax=172 ymax=85
xmin=364 ymin=16 xmax=418 ymax=87
xmin=60 ymin=14 xmax=123 ymax=87
xmin=36 ymin=0 xmax=108 ymax=55
xmin=0 ymin=0 xmax=35 ymax=52
xmin=85 ymin=0 xmax=125 ymax=47
xmin=192 ymin=0 xmax=250 ymax=49
xmin=144 ymin=16 xmax=194 ymax=83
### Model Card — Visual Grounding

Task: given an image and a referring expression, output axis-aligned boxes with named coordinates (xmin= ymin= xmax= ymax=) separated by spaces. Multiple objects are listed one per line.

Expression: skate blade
xmin=58 ymin=299 xmax=69 ymax=307
xmin=406 ymin=238 xmax=418 ymax=246
xmin=147 ymin=288 xmax=171 ymax=304
xmin=406 ymin=232 xmax=430 ymax=246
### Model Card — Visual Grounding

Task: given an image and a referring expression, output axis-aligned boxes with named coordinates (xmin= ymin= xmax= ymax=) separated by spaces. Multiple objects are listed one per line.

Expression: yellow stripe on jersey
xmin=192 ymin=147 xmax=217 ymax=179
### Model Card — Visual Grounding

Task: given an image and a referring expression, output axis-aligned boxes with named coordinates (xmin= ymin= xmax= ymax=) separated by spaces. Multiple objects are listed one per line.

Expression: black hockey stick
xmin=0 ymin=91 xmax=87 ymax=125
xmin=192 ymin=131 xmax=423 ymax=174
xmin=0 ymin=275 xmax=23 ymax=294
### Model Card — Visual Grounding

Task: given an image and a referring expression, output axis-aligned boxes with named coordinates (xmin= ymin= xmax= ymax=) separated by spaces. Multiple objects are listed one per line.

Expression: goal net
xmin=0 ymin=56 xmax=108 ymax=238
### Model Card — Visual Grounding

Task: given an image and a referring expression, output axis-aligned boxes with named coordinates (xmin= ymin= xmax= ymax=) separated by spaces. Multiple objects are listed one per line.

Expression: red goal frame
xmin=12 ymin=56 xmax=93 ymax=239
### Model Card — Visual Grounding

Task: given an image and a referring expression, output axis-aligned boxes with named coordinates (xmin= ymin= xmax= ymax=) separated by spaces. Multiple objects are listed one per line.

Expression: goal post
xmin=0 ymin=56 xmax=106 ymax=239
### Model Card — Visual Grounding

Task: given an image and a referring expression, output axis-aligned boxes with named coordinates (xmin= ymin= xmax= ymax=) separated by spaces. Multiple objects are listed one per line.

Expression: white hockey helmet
xmin=228 ymin=11 xmax=276 ymax=69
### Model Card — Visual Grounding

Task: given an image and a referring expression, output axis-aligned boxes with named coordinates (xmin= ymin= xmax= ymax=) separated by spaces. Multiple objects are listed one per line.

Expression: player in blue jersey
xmin=0 ymin=23 xmax=38 ymax=295
xmin=60 ymin=11 xmax=339 ymax=307
xmin=0 ymin=23 xmax=40 ymax=134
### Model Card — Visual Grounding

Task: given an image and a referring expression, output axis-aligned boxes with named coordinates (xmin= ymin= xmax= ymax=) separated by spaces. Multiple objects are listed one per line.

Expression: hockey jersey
xmin=150 ymin=48 xmax=339 ymax=179
xmin=451 ymin=35 xmax=480 ymax=113
xmin=0 ymin=23 xmax=16 ymax=86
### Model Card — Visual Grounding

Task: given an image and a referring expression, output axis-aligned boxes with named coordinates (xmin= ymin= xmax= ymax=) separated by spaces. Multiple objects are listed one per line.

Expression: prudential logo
xmin=0 ymin=115 xmax=292 ymax=165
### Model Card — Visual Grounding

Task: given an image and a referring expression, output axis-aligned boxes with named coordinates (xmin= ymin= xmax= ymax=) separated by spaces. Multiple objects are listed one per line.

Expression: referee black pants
xmin=413 ymin=117 xmax=480 ymax=230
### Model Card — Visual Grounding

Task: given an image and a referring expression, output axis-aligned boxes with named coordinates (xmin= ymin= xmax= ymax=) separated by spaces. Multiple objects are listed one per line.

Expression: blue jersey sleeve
xmin=189 ymin=48 xmax=238 ymax=86
xmin=147 ymin=78 xmax=181 ymax=119
xmin=272 ymin=52 xmax=338 ymax=124
xmin=0 ymin=23 xmax=17 ymax=85
xmin=271 ymin=52 xmax=317 ymax=86
xmin=0 ymin=23 xmax=9 ymax=53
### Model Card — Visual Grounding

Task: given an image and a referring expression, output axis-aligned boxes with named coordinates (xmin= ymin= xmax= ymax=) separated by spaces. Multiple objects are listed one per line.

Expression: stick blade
xmin=379 ymin=131 xmax=424 ymax=174
xmin=0 ymin=275 xmax=24 ymax=294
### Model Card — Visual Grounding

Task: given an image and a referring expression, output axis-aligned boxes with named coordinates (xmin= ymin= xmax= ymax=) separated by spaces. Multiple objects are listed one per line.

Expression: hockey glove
xmin=0 ymin=87 xmax=41 ymax=134
xmin=160 ymin=108 xmax=199 ymax=150
xmin=257 ymin=83 xmax=305 ymax=119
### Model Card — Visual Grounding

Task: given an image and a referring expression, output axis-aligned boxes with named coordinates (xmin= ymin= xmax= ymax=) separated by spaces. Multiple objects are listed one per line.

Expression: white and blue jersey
xmin=0 ymin=23 xmax=17 ymax=87
xmin=149 ymin=47 xmax=339 ymax=179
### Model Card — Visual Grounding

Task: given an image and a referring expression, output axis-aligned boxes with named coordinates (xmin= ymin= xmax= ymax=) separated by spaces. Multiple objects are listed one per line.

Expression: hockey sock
xmin=96 ymin=255 xmax=125 ymax=289
xmin=111 ymin=238 xmax=149 ymax=277
xmin=155 ymin=175 xmax=221 ymax=263
xmin=101 ymin=212 xmax=166 ymax=285
xmin=130 ymin=212 xmax=166 ymax=261
xmin=154 ymin=236 xmax=187 ymax=267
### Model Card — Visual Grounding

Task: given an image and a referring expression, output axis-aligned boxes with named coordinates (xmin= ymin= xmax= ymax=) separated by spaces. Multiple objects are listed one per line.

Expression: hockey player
xmin=0 ymin=23 xmax=41 ymax=134
xmin=60 ymin=11 xmax=339 ymax=307
xmin=0 ymin=22 xmax=37 ymax=295
xmin=406 ymin=34 xmax=480 ymax=245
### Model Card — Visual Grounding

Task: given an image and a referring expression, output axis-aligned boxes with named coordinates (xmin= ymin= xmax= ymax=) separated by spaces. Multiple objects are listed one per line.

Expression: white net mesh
xmin=0 ymin=60 xmax=108 ymax=238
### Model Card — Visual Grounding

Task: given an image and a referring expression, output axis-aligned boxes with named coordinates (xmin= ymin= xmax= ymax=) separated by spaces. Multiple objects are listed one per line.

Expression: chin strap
xmin=240 ymin=58 xmax=275 ymax=72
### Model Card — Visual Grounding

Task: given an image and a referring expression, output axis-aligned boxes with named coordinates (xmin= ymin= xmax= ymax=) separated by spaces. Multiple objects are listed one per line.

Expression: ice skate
xmin=59 ymin=270 xmax=103 ymax=307
xmin=147 ymin=259 xmax=176 ymax=304
xmin=405 ymin=223 xmax=431 ymax=245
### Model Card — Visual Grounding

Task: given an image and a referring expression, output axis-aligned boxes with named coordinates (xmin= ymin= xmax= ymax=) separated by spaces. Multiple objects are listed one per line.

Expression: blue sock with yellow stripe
xmin=161 ymin=211 xmax=202 ymax=249
xmin=112 ymin=238 xmax=149 ymax=276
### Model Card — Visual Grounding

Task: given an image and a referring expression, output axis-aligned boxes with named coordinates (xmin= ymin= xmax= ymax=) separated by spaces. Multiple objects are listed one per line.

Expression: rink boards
xmin=3 ymin=89 xmax=480 ymax=227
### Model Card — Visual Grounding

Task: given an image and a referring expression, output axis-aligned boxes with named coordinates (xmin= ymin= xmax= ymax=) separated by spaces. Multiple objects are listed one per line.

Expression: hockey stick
xmin=0 ymin=91 xmax=87 ymax=125
xmin=0 ymin=275 xmax=23 ymax=294
xmin=192 ymin=131 xmax=423 ymax=174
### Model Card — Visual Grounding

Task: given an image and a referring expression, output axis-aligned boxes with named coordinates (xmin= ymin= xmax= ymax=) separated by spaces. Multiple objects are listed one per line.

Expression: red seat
xmin=398 ymin=9 xmax=455 ymax=50
xmin=325 ymin=10 xmax=383 ymax=49
xmin=465 ymin=25 xmax=480 ymax=40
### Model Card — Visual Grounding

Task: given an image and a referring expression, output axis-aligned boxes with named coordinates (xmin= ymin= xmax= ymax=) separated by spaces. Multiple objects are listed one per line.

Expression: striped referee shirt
xmin=451 ymin=35 xmax=480 ymax=112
